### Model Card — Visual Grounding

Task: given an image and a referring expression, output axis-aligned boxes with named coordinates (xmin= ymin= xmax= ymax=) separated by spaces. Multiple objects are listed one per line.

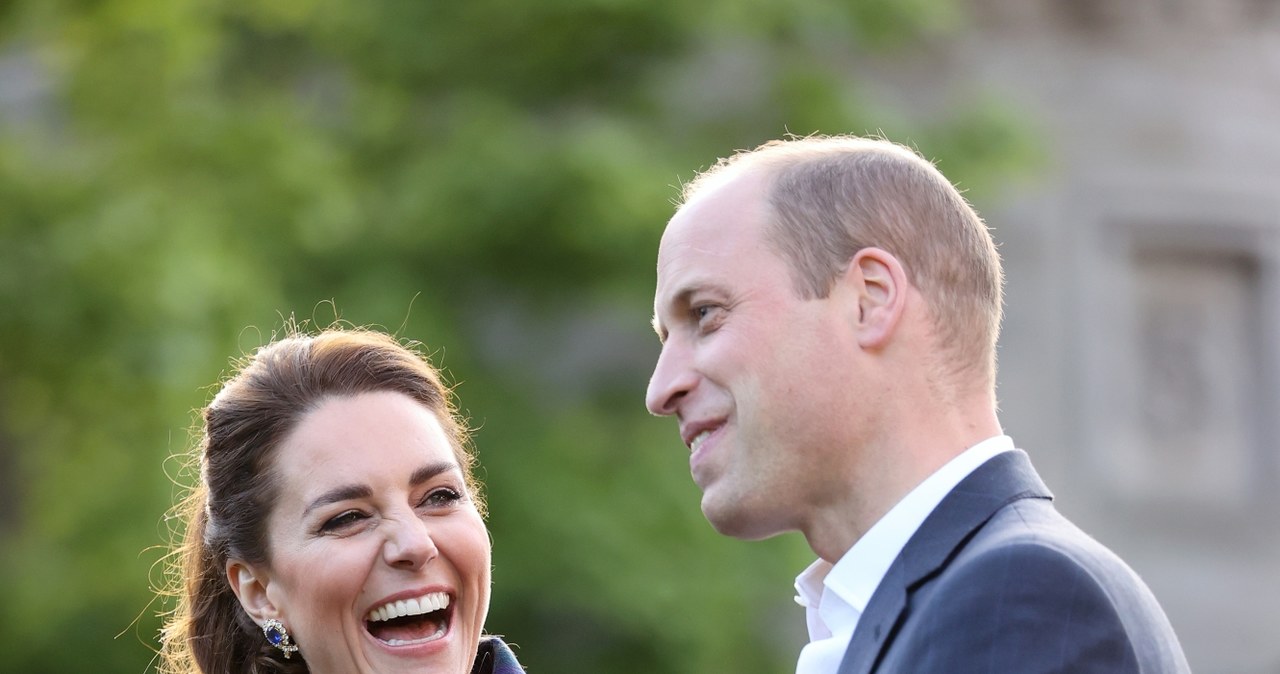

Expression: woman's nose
xmin=382 ymin=515 xmax=438 ymax=570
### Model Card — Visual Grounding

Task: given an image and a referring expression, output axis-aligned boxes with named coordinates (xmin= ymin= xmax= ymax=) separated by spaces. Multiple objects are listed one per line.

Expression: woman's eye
xmin=320 ymin=510 xmax=367 ymax=532
xmin=421 ymin=487 xmax=463 ymax=508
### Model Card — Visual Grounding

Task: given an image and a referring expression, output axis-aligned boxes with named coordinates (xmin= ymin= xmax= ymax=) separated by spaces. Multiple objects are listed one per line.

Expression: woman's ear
xmin=846 ymin=247 xmax=908 ymax=349
xmin=227 ymin=559 xmax=277 ymax=624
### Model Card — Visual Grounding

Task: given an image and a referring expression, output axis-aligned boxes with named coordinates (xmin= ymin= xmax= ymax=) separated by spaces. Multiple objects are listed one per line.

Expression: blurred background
xmin=1 ymin=0 xmax=1277 ymax=672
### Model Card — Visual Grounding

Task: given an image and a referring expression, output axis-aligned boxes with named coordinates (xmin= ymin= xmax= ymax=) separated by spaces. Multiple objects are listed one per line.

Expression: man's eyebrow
xmin=652 ymin=287 xmax=694 ymax=344
xmin=652 ymin=282 xmax=727 ymax=343
xmin=301 ymin=461 xmax=459 ymax=518
xmin=651 ymin=314 xmax=667 ymax=343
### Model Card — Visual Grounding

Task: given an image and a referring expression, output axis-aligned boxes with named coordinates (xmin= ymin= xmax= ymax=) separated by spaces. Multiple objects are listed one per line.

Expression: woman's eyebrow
xmin=303 ymin=484 xmax=372 ymax=518
xmin=301 ymin=461 xmax=459 ymax=517
xmin=409 ymin=461 xmax=458 ymax=487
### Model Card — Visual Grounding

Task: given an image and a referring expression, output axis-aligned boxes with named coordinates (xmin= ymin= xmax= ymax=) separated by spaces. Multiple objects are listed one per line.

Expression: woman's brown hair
xmin=157 ymin=329 xmax=480 ymax=674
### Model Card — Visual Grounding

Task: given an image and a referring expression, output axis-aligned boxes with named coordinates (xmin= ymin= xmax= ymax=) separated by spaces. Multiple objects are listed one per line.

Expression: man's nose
xmin=646 ymin=341 xmax=697 ymax=417
xmin=382 ymin=514 xmax=439 ymax=570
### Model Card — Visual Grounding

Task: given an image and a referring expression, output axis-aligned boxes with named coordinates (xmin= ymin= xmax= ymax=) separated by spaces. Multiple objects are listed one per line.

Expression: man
xmin=645 ymin=136 xmax=1189 ymax=673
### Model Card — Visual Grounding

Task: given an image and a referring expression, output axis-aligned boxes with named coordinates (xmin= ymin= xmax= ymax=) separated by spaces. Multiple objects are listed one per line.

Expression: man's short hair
xmin=681 ymin=135 xmax=1004 ymax=384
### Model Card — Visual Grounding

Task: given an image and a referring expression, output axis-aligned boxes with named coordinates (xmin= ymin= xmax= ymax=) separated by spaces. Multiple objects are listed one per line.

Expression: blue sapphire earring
xmin=262 ymin=618 xmax=299 ymax=659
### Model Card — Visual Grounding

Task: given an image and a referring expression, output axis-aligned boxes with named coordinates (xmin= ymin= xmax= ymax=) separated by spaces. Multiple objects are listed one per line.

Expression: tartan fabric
xmin=472 ymin=637 xmax=524 ymax=674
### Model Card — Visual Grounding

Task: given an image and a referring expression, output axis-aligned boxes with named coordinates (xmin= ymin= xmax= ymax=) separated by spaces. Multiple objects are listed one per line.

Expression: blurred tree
xmin=0 ymin=0 xmax=1038 ymax=671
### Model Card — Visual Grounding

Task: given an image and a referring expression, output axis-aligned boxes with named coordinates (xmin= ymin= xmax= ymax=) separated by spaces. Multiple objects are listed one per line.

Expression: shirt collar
xmin=794 ymin=557 xmax=832 ymax=609
xmin=793 ymin=435 xmax=1015 ymax=629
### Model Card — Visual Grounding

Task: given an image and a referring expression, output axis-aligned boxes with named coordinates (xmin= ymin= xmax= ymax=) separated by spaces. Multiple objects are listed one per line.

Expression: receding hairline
xmin=678 ymin=135 xmax=936 ymax=207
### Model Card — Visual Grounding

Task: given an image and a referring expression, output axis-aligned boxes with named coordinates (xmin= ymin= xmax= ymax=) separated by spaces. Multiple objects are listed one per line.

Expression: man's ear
xmin=846 ymin=247 xmax=908 ymax=349
xmin=227 ymin=559 xmax=278 ymax=624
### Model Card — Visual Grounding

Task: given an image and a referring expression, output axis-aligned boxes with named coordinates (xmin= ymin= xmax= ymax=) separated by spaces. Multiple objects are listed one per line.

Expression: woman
xmin=159 ymin=329 xmax=523 ymax=673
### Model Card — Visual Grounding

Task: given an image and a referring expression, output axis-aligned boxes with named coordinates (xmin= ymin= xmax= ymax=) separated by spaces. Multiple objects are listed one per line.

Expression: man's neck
xmin=801 ymin=406 xmax=1002 ymax=563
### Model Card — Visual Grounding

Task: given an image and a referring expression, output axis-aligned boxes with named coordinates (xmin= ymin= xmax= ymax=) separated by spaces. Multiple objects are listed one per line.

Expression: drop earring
xmin=262 ymin=618 xmax=299 ymax=659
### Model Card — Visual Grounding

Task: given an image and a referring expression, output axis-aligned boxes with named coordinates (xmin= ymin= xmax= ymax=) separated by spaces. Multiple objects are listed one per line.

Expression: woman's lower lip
xmin=366 ymin=616 xmax=453 ymax=655
xmin=381 ymin=624 xmax=446 ymax=646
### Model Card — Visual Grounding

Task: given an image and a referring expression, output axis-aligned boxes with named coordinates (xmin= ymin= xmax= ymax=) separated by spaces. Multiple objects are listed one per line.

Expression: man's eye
xmin=321 ymin=510 xmax=367 ymax=532
xmin=693 ymin=304 xmax=724 ymax=327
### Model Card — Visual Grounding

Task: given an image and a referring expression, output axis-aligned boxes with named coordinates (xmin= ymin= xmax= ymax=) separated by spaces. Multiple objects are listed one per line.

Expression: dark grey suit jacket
xmin=837 ymin=450 xmax=1190 ymax=674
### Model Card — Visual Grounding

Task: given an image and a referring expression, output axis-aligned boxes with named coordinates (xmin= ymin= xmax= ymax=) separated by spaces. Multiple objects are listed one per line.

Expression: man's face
xmin=646 ymin=171 xmax=862 ymax=539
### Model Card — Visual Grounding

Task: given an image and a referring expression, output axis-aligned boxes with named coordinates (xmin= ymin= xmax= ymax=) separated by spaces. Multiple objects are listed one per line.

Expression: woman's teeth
xmin=382 ymin=624 xmax=446 ymax=647
xmin=366 ymin=592 xmax=450 ymax=623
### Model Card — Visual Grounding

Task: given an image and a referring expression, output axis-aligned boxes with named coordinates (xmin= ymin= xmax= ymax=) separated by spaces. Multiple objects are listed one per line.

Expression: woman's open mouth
xmin=364 ymin=591 xmax=453 ymax=646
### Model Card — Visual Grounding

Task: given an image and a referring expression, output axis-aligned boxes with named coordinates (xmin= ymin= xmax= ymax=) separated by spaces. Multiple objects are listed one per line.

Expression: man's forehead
xmin=656 ymin=191 xmax=767 ymax=305
xmin=655 ymin=224 xmax=738 ymax=305
xmin=652 ymin=168 xmax=773 ymax=325
xmin=661 ymin=172 xmax=769 ymax=259
xmin=657 ymin=228 xmax=736 ymax=276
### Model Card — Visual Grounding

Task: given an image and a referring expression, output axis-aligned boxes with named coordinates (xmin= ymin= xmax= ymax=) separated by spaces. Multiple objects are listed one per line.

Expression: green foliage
xmin=0 ymin=0 xmax=1035 ymax=671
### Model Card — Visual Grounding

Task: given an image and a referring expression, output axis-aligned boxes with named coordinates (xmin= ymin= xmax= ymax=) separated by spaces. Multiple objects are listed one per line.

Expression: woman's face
xmin=246 ymin=391 xmax=490 ymax=674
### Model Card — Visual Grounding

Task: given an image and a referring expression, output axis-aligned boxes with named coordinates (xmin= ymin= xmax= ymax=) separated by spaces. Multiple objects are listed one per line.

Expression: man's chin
xmin=701 ymin=493 xmax=782 ymax=541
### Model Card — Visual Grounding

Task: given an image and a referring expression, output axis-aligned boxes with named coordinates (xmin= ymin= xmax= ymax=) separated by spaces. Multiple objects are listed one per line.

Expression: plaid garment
xmin=471 ymin=637 xmax=524 ymax=674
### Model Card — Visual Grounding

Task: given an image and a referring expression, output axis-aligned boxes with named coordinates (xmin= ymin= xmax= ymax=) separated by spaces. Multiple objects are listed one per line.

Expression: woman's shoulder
xmin=472 ymin=636 xmax=525 ymax=674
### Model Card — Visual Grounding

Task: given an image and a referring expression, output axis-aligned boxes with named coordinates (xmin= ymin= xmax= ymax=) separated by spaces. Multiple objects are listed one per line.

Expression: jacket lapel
xmin=836 ymin=450 xmax=1052 ymax=674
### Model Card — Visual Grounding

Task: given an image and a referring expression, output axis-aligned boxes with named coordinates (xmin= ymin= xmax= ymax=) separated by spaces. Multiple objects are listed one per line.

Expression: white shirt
xmin=793 ymin=436 xmax=1015 ymax=674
